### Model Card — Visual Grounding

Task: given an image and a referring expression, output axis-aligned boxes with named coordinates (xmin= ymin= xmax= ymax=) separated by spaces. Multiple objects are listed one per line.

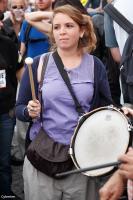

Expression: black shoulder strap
xmin=104 ymin=4 xmax=133 ymax=34
xmin=21 ymin=24 xmax=32 ymax=59
xmin=25 ymin=24 xmax=32 ymax=48
xmin=53 ymin=51 xmax=84 ymax=115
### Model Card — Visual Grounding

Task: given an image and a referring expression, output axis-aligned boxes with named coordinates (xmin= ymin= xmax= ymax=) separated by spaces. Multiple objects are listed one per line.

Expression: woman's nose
xmin=59 ymin=27 xmax=66 ymax=34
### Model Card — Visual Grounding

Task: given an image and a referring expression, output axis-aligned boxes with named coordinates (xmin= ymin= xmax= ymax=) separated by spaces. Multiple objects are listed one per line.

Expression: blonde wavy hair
xmin=50 ymin=4 xmax=96 ymax=53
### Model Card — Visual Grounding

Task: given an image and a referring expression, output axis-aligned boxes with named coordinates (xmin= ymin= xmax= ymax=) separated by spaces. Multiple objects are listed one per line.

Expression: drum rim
xmin=70 ymin=105 xmax=131 ymax=176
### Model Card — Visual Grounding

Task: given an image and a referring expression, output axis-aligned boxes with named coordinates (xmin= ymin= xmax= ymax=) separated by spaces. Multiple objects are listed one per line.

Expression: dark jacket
xmin=0 ymin=33 xmax=18 ymax=114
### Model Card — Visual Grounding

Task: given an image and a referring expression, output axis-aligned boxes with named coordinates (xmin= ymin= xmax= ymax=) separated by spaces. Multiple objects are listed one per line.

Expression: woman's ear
xmin=80 ymin=29 xmax=85 ymax=38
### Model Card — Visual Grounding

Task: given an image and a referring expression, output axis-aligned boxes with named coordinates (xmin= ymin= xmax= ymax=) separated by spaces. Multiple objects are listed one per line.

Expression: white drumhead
xmin=72 ymin=109 xmax=129 ymax=176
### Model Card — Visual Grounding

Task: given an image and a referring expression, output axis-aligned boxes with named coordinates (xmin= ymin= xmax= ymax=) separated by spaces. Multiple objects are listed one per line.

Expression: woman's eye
xmin=66 ymin=24 xmax=74 ymax=28
xmin=53 ymin=26 xmax=59 ymax=30
xmin=53 ymin=24 xmax=74 ymax=30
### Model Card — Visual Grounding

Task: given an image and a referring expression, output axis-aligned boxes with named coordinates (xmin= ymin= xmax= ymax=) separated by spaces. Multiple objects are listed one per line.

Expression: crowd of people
xmin=0 ymin=0 xmax=133 ymax=199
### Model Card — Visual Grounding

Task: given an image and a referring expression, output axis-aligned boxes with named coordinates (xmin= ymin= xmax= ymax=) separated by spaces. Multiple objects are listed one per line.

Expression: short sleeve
xmin=19 ymin=20 xmax=28 ymax=43
xmin=104 ymin=12 xmax=118 ymax=48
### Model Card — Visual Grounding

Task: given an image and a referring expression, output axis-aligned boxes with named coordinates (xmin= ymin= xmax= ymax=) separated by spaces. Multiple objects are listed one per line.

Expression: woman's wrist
xmin=117 ymin=169 xmax=127 ymax=184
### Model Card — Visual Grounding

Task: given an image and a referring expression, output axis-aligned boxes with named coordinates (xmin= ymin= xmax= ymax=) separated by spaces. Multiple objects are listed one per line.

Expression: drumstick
xmin=55 ymin=161 xmax=122 ymax=177
xmin=25 ymin=57 xmax=36 ymax=100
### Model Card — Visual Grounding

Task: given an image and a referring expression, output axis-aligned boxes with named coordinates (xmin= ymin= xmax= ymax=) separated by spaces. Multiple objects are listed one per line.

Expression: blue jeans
xmin=0 ymin=113 xmax=15 ymax=195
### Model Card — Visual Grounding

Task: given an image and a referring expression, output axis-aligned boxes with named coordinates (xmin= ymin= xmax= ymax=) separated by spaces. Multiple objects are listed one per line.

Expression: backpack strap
xmin=39 ymin=53 xmax=50 ymax=90
xmin=25 ymin=24 xmax=32 ymax=48
xmin=104 ymin=4 xmax=133 ymax=34
xmin=21 ymin=24 xmax=32 ymax=59
xmin=38 ymin=53 xmax=50 ymax=124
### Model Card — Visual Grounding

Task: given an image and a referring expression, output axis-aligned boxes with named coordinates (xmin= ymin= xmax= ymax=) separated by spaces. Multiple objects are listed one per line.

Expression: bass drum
xmin=70 ymin=106 xmax=132 ymax=176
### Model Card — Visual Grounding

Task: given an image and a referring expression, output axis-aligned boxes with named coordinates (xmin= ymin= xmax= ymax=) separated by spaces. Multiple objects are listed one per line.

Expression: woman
xmin=16 ymin=5 xmax=112 ymax=200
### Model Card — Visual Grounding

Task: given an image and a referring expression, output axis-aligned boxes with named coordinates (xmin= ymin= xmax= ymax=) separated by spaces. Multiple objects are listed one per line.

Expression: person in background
xmin=91 ymin=0 xmax=121 ymax=105
xmin=80 ymin=0 xmax=104 ymax=16
xmin=3 ymin=0 xmax=26 ymax=79
xmin=104 ymin=0 xmax=132 ymax=64
xmin=0 ymin=0 xmax=22 ymax=197
xmin=100 ymin=0 xmax=133 ymax=185
xmin=26 ymin=0 xmax=35 ymax=12
xmin=1 ymin=0 xmax=27 ymax=165
xmin=16 ymin=4 xmax=114 ymax=200
xmin=53 ymin=0 xmax=87 ymax=14
xmin=104 ymin=0 xmax=133 ymax=106
xmin=11 ymin=0 xmax=52 ymax=165
xmin=3 ymin=0 xmax=26 ymax=44
xmin=19 ymin=0 xmax=52 ymax=59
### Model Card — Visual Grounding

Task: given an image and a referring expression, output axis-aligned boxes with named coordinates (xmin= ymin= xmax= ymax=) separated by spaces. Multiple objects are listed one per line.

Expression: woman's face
xmin=53 ymin=13 xmax=84 ymax=51
xmin=10 ymin=0 xmax=25 ymax=22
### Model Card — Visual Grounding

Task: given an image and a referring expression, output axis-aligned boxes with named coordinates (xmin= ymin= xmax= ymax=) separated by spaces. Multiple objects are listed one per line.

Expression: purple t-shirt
xmin=30 ymin=53 xmax=94 ymax=145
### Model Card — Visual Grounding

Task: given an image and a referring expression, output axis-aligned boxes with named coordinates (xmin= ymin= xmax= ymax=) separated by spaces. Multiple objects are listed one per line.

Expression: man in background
xmin=0 ymin=0 xmax=22 ymax=198
xmin=100 ymin=0 xmax=133 ymax=199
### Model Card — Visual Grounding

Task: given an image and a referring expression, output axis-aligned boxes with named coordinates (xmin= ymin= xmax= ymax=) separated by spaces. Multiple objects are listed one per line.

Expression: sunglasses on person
xmin=11 ymin=5 xmax=24 ymax=9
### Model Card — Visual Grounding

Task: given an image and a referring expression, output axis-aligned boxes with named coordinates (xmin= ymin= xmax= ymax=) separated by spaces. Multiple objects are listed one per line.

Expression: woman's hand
xmin=99 ymin=171 xmax=126 ymax=200
xmin=27 ymin=99 xmax=41 ymax=118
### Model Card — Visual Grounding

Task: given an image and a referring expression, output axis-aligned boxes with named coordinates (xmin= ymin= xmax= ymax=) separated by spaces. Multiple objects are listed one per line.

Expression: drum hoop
xmin=70 ymin=105 xmax=131 ymax=174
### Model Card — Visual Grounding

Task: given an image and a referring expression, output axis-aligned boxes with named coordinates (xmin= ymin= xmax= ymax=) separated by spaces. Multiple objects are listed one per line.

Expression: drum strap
xmin=53 ymin=51 xmax=84 ymax=115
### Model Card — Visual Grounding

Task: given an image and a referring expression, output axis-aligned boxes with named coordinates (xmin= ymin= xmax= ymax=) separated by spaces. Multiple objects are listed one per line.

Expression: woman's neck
xmin=57 ymin=48 xmax=84 ymax=69
xmin=13 ymin=22 xmax=21 ymax=36
xmin=57 ymin=48 xmax=82 ymax=58
xmin=10 ymin=15 xmax=21 ymax=35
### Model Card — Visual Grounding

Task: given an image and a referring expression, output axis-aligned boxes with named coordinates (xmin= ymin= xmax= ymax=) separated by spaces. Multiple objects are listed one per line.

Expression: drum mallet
xmin=25 ymin=57 xmax=36 ymax=100
xmin=55 ymin=161 xmax=122 ymax=177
